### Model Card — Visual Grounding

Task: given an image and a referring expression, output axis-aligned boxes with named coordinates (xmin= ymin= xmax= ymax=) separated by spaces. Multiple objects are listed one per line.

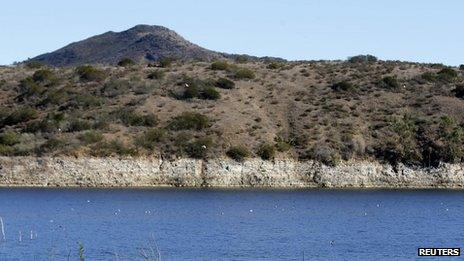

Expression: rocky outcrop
xmin=0 ymin=157 xmax=463 ymax=188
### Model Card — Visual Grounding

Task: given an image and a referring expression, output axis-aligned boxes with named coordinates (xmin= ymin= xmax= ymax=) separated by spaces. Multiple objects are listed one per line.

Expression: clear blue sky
xmin=1 ymin=0 xmax=463 ymax=65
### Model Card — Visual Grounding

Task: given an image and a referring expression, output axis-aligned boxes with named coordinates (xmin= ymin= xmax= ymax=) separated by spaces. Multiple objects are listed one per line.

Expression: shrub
xmin=275 ymin=141 xmax=291 ymax=152
xmin=91 ymin=140 xmax=137 ymax=157
xmin=68 ymin=119 xmax=93 ymax=132
xmin=136 ymin=128 xmax=166 ymax=150
xmin=147 ymin=70 xmax=165 ymax=80
xmin=19 ymin=77 xmax=44 ymax=97
xmin=117 ymin=58 xmax=135 ymax=67
xmin=179 ymin=77 xmax=220 ymax=100
xmin=0 ymin=131 xmax=21 ymax=146
xmin=257 ymin=143 xmax=276 ymax=160
xmin=39 ymin=137 xmax=66 ymax=154
xmin=25 ymin=61 xmax=44 ymax=69
xmin=215 ymin=78 xmax=235 ymax=89
xmin=0 ymin=144 xmax=13 ymax=155
xmin=453 ymin=84 xmax=464 ymax=99
xmin=101 ymin=79 xmax=130 ymax=97
xmin=117 ymin=109 xmax=158 ymax=127
xmin=211 ymin=61 xmax=229 ymax=71
xmin=226 ymin=146 xmax=250 ymax=161
xmin=168 ymin=112 xmax=210 ymax=131
xmin=32 ymin=69 xmax=56 ymax=84
xmin=301 ymin=146 xmax=341 ymax=166
xmin=267 ymin=62 xmax=284 ymax=70
xmin=2 ymin=107 xmax=38 ymax=126
xmin=75 ymin=94 xmax=103 ymax=108
xmin=348 ymin=55 xmax=378 ymax=63
xmin=381 ymin=76 xmax=400 ymax=89
xmin=331 ymin=81 xmax=357 ymax=92
xmin=234 ymin=68 xmax=255 ymax=80
xmin=421 ymin=72 xmax=436 ymax=82
xmin=235 ymin=55 xmax=249 ymax=63
xmin=459 ymin=65 xmax=464 ymax=71
xmin=182 ymin=84 xmax=200 ymax=99
xmin=437 ymin=68 xmax=458 ymax=82
xmin=159 ymin=57 xmax=175 ymax=68
xmin=200 ymin=86 xmax=221 ymax=100
xmin=186 ymin=137 xmax=214 ymax=158
xmin=24 ymin=117 xmax=61 ymax=133
xmin=79 ymin=130 xmax=103 ymax=144
xmin=76 ymin=65 xmax=106 ymax=82
xmin=42 ymin=89 xmax=69 ymax=105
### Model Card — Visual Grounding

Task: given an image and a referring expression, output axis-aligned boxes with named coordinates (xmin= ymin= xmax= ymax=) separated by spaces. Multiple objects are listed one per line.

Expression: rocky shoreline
xmin=0 ymin=157 xmax=463 ymax=188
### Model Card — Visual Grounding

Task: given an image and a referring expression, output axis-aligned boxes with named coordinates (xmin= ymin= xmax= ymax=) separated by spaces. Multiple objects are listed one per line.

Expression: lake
xmin=0 ymin=188 xmax=463 ymax=260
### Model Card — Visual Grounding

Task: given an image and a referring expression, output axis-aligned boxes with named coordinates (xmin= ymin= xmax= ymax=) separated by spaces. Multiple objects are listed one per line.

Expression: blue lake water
xmin=0 ymin=188 xmax=463 ymax=260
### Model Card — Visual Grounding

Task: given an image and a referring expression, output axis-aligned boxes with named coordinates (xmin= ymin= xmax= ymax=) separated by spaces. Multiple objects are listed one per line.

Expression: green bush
xmin=215 ymin=78 xmax=235 ymax=89
xmin=136 ymin=128 xmax=166 ymax=150
xmin=32 ymin=69 xmax=57 ymax=84
xmin=68 ymin=119 xmax=93 ymax=132
xmin=101 ymin=79 xmax=130 ymax=97
xmin=25 ymin=117 xmax=61 ymax=133
xmin=117 ymin=109 xmax=159 ymax=127
xmin=25 ymin=61 xmax=44 ymax=69
xmin=75 ymin=94 xmax=103 ymax=108
xmin=235 ymin=55 xmax=249 ymax=63
xmin=39 ymin=137 xmax=66 ymax=154
xmin=91 ymin=140 xmax=137 ymax=157
xmin=0 ymin=131 xmax=21 ymax=146
xmin=301 ymin=146 xmax=341 ymax=166
xmin=437 ymin=68 xmax=458 ymax=82
xmin=0 ymin=144 xmax=13 ymax=155
xmin=211 ymin=61 xmax=229 ymax=71
xmin=2 ymin=107 xmax=38 ymax=126
xmin=179 ymin=77 xmax=220 ymax=100
xmin=159 ymin=57 xmax=175 ymax=68
xmin=421 ymin=72 xmax=436 ymax=82
xmin=453 ymin=84 xmax=464 ymax=99
xmin=186 ymin=137 xmax=214 ymax=158
xmin=381 ymin=76 xmax=400 ymax=89
xmin=117 ymin=58 xmax=135 ymax=67
xmin=331 ymin=81 xmax=357 ymax=92
xmin=168 ymin=112 xmax=210 ymax=131
xmin=267 ymin=62 xmax=284 ymax=70
xmin=42 ymin=89 xmax=69 ymax=105
xmin=200 ymin=86 xmax=221 ymax=100
xmin=275 ymin=141 xmax=291 ymax=152
xmin=76 ymin=65 xmax=106 ymax=82
xmin=79 ymin=131 xmax=103 ymax=144
xmin=257 ymin=143 xmax=276 ymax=160
xmin=348 ymin=55 xmax=378 ymax=63
xmin=147 ymin=70 xmax=165 ymax=80
xmin=226 ymin=146 xmax=250 ymax=161
xmin=459 ymin=65 xmax=464 ymax=70
xmin=234 ymin=68 xmax=255 ymax=80
xmin=19 ymin=77 xmax=44 ymax=97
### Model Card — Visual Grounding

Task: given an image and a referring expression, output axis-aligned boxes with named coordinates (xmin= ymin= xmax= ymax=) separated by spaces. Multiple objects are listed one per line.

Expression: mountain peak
xmin=29 ymin=25 xmax=223 ymax=67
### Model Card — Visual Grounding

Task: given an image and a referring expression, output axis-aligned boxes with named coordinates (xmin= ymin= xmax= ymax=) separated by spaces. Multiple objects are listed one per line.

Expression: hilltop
xmin=1 ymin=55 xmax=463 ymax=167
xmin=29 ymin=25 xmax=224 ymax=67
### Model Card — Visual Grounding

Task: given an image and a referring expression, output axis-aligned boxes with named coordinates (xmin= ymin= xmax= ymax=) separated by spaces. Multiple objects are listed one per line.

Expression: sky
xmin=0 ymin=0 xmax=463 ymax=65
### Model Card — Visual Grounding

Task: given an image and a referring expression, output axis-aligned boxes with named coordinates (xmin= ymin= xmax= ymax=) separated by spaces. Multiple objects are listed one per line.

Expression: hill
xmin=1 ymin=56 xmax=463 ymax=167
xmin=29 ymin=25 xmax=224 ymax=66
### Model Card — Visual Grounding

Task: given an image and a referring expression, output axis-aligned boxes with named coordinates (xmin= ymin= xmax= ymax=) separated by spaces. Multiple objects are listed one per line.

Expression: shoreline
xmin=1 ymin=156 xmax=463 ymax=189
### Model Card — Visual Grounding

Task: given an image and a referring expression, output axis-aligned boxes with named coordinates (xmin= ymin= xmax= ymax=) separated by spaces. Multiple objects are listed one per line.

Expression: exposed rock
xmin=0 ymin=157 xmax=463 ymax=188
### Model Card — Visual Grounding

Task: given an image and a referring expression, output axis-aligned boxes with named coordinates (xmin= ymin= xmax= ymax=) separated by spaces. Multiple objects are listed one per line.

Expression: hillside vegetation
xmin=1 ymin=56 xmax=463 ymax=167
